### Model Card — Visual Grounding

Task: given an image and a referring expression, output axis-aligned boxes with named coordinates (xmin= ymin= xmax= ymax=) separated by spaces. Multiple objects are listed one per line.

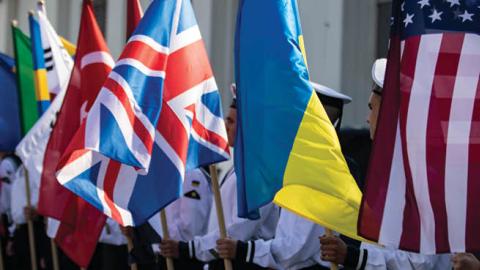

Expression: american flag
xmin=359 ymin=0 xmax=480 ymax=254
xmin=56 ymin=0 xmax=230 ymax=226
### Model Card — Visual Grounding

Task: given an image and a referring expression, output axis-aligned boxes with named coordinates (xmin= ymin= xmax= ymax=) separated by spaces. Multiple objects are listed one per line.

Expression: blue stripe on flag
xmin=113 ymin=65 xmax=165 ymax=124
xmin=129 ymin=143 xmax=182 ymax=224
xmin=186 ymin=137 xmax=227 ymax=171
xmin=177 ymin=0 xmax=197 ymax=34
xmin=99 ymin=104 xmax=143 ymax=168
xmin=63 ymin=162 xmax=104 ymax=212
xmin=201 ymin=91 xmax=223 ymax=118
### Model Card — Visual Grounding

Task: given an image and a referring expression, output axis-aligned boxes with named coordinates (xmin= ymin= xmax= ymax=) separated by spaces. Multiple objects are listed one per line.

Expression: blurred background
xmin=0 ymin=0 xmax=392 ymax=128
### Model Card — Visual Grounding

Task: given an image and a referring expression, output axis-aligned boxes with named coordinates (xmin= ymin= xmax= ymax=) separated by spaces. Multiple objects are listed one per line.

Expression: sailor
xmin=127 ymin=168 xmax=213 ymax=270
xmin=160 ymin=85 xmax=280 ymax=270
xmin=4 ymin=154 xmax=51 ymax=269
xmin=215 ymin=82 xmax=352 ymax=270
xmin=319 ymin=59 xmax=452 ymax=270
xmin=97 ymin=217 xmax=130 ymax=270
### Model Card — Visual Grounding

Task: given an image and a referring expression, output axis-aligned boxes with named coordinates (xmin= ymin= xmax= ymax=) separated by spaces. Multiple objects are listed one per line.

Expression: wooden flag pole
xmin=24 ymin=168 xmax=38 ymax=270
xmin=209 ymin=164 xmax=233 ymax=270
xmin=325 ymin=229 xmax=338 ymax=270
xmin=126 ymin=236 xmax=138 ymax=270
xmin=160 ymin=210 xmax=175 ymax=270
xmin=50 ymin=239 xmax=60 ymax=270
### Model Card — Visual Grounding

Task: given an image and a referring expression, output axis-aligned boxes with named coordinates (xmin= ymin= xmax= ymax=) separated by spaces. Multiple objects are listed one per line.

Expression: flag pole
xmin=50 ymin=239 xmax=60 ymax=270
xmin=23 ymin=167 xmax=38 ymax=270
xmin=126 ymin=236 xmax=138 ymax=270
xmin=160 ymin=210 xmax=175 ymax=270
xmin=325 ymin=229 xmax=338 ymax=270
xmin=209 ymin=164 xmax=233 ymax=270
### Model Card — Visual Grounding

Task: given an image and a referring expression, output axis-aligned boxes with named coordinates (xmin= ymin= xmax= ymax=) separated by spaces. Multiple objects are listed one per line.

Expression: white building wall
xmin=0 ymin=0 xmax=388 ymax=128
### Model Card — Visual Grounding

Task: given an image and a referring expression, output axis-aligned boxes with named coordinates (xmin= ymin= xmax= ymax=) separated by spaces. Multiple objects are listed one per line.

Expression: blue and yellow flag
xmin=234 ymin=0 xmax=363 ymax=240
xmin=29 ymin=13 xmax=50 ymax=115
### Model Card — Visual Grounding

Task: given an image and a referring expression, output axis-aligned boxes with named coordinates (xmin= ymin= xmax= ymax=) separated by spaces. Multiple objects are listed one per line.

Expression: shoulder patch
xmin=191 ymin=180 xmax=200 ymax=187
xmin=184 ymin=190 xmax=201 ymax=200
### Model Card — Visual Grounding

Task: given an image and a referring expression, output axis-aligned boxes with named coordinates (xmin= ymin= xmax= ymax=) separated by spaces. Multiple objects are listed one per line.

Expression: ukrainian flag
xmin=235 ymin=0 xmax=363 ymax=240
xmin=29 ymin=13 xmax=50 ymax=115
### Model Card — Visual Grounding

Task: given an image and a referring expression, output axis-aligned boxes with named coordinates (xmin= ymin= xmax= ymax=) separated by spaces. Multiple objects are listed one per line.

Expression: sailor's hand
xmin=23 ymin=206 xmax=38 ymax=221
xmin=120 ymin=226 xmax=133 ymax=239
xmin=320 ymin=235 xmax=347 ymax=265
xmin=160 ymin=239 xmax=180 ymax=259
xmin=216 ymin=238 xmax=237 ymax=259
xmin=452 ymin=253 xmax=480 ymax=270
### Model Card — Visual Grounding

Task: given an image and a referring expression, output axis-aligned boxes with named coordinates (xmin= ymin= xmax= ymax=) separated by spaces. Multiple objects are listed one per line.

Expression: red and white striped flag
xmin=359 ymin=0 xmax=480 ymax=254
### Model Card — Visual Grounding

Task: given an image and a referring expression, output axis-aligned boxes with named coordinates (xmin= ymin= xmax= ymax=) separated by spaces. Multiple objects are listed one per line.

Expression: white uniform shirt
xmin=0 ymin=182 xmax=12 ymax=216
xmin=360 ymin=242 xmax=453 ymax=270
xmin=193 ymin=168 xmax=280 ymax=262
xmin=148 ymin=169 xmax=213 ymax=242
xmin=250 ymin=209 xmax=330 ymax=270
xmin=99 ymin=217 xmax=128 ymax=245
xmin=10 ymin=165 xmax=40 ymax=225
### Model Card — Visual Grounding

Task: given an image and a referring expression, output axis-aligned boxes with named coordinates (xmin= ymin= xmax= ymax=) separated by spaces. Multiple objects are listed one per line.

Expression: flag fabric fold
xmin=37 ymin=2 xmax=74 ymax=98
xmin=126 ymin=0 xmax=143 ymax=39
xmin=234 ymin=0 xmax=363 ymax=240
xmin=36 ymin=1 xmax=110 ymax=266
xmin=16 ymin=2 xmax=75 ymax=219
xmin=0 ymin=53 xmax=22 ymax=151
xmin=359 ymin=0 xmax=480 ymax=254
xmin=11 ymin=25 xmax=39 ymax=135
xmin=56 ymin=0 xmax=229 ymax=226
xmin=29 ymin=13 xmax=51 ymax=115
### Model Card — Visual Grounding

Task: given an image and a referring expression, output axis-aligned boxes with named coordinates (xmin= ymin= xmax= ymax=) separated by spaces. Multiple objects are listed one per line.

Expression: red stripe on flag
xmin=119 ymin=40 xmax=168 ymax=72
xmin=358 ymin=35 xmax=402 ymax=241
xmin=103 ymin=161 xmax=123 ymax=225
xmin=466 ymin=76 xmax=480 ymax=251
xmin=425 ymin=33 xmax=464 ymax=253
xmin=191 ymin=116 xmax=229 ymax=155
xmin=157 ymin=102 xmax=189 ymax=162
xmin=398 ymin=35 xmax=422 ymax=251
xmin=104 ymin=78 xmax=154 ymax=155
xmin=164 ymin=40 xmax=213 ymax=101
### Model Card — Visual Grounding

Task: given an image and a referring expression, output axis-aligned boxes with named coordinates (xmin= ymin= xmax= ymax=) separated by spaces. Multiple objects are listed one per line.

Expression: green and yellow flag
xmin=12 ymin=22 xmax=39 ymax=135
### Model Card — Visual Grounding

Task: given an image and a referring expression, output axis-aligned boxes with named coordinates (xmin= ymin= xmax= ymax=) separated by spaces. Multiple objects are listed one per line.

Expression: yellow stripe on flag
xmin=60 ymin=36 xmax=76 ymax=56
xmin=34 ymin=69 xmax=50 ymax=101
xmin=274 ymin=92 xmax=367 ymax=242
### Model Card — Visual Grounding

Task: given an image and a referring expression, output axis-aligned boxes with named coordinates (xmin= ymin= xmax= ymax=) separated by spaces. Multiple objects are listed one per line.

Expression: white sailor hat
xmin=372 ymin=58 xmax=387 ymax=89
xmin=0 ymin=157 xmax=18 ymax=180
xmin=310 ymin=81 xmax=352 ymax=104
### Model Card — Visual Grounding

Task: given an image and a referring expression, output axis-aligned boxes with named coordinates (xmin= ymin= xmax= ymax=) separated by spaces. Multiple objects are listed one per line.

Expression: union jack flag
xmin=56 ymin=0 xmax=230 ymax=226
xmin=359 ymin=0 xmax=480 ymax=254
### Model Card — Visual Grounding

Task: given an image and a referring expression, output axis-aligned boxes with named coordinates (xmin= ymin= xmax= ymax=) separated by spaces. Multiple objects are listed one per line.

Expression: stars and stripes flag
xmin=359 ymin=0 xmax=480 ymax=254
xmin=56 ymin=0 xmax=230 ymax=226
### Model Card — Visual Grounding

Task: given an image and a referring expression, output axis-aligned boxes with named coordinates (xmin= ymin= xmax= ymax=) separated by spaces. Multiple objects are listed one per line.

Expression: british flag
xmin=56 ymin=0 xmax=230 ymax=226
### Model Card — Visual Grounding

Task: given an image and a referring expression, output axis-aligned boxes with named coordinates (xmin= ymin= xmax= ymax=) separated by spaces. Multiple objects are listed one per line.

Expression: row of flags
xmin=1 ymin=0 xmax=480 ymax=267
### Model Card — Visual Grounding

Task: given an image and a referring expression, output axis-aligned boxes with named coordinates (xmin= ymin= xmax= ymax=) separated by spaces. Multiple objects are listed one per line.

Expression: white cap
xmin=0 ymin=157 xmax=18 ymax=180
xmin=310 ymin=81 xmax=352 ymax=104
xmin=372 ymin=58 xmax=387 ymax=89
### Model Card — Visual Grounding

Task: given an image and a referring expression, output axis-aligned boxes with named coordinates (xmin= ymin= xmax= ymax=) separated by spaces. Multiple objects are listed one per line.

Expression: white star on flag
xmin=459 ymin=10 xmax=474 ymax=22
xmin=429 ymin=9 xmax=443 ymax=23
xmin=446 ymin=0 xmax=461 ymax=7
xmin=418 ymin=0 xmax=430 ymax=9
xmin=404 ymin=13 xmax=415 ymax=27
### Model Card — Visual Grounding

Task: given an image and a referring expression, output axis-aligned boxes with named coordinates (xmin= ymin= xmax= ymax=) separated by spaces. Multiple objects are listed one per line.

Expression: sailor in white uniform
xmin=4 ymin=155 xmax=50 ymax=270
xmin=215 ymin=82 xmax=352 ymax=270
xmin=160 ymin=86 xmax=280 ymax=270
xmin=128 ymin=168 xmax=213 ymax=270
xmin=319 ymin=59 xmax=453 ymax=270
